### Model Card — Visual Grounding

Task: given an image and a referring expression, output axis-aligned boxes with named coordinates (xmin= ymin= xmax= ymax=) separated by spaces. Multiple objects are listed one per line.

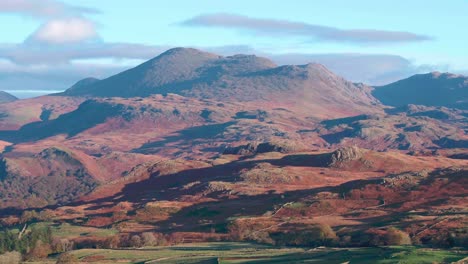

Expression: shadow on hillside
xmin=0 ymin=101 xmax=123 ymax=143
xmin=132 ymin=121 xmax=236 ymax=153
xmin=0 ymin=150 xmax=379 ymax=219
xmin=58 ymin=153 xmax=388 ymax=230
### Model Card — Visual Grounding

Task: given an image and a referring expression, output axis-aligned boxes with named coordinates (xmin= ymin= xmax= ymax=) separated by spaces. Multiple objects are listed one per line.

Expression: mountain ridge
xmin=0 ymin=91 xmax=18 ymax=103
xmin=373 ymin=71 xmax=468 ymax=109
xmin=60 ymin=47 xmax=380 ymax=117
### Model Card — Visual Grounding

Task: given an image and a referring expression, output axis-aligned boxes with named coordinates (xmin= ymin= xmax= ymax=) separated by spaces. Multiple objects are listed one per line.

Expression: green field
xmin=57 ymin=242 xmax=467 ymax=264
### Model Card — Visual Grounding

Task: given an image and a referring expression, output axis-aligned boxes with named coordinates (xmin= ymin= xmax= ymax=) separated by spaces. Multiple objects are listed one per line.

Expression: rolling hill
xmin=373 ymin=72 xmax=468 ymax=109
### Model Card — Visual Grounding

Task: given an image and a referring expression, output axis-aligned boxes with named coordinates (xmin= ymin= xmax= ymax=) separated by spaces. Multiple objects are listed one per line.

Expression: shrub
xmin=385 ymin=227 xmax=412 ymax=245
xmin=360 ymin=227 xmax=411 ymax=246
xmin=38 ymin=210 xmax=55 ymax=221
xmin=130 ymin=235 xmax=142 ymax=248
xmin=26 ymin=240 xmax=52 ymax=261
xmin=52 ymin=238 xmax=74 ymax=253
xmin=104 ymin=235 xmax=121 ymax=249
xmin=153 ymin=232 xmax=168 ymax=246
xmin=20 ymin=210 xmax=38 ymax=224
xmin=56 ymin=252 xmax=79 ymax=264
xmin=167 ymin=233 xmax=184 ymax=245
xmin=228 ymin=218 xmax=275 ymax=242
xmin=141 ymin=232 xmax=156 ymax=246
xmin=0 ymin=251 xmax=21 ymax=264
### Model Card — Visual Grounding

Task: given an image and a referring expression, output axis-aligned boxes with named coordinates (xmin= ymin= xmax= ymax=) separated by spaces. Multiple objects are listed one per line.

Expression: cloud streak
xmin=181 ymin=13 xmax=432 ymax=43
xmin=0 ymin=0 xmax=98 ymax=19
xmin=269 ymin=53 xmax=442 ymax=85
xmin=0 ymin=42 xmax=169 ymax=64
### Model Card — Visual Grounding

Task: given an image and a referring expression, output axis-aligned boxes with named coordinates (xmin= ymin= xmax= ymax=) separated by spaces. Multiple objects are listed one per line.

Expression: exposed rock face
xmin=223 ymin=141 xmax=303 ymax=155
xmin=329 ymin=146 xmax=364 ymax=165
xmin=38 ymin=147 xmax=81 ymax=166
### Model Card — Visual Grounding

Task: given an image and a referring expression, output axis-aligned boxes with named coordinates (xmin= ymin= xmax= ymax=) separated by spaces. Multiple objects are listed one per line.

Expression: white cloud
xmin=27 ymin=18 xmax=98 ymax=44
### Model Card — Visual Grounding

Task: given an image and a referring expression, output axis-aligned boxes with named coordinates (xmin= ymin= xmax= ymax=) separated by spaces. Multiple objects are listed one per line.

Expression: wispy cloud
xmin=0 ymin=42 xmax=169 ymax=64
xmin=269 ymin=53 xmax=443 ymax=85
xmin=181 ymin=13 xmax=432 ymax=43
xmin=0 ymin=60 xmax=128 ymax=96
xmin=0 ymin=0 xmax=98 ymax=19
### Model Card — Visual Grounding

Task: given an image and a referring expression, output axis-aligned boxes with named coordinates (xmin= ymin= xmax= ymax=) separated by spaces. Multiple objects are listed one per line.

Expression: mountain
xmin=0 ymin=91 xmax=18 ymax=103
xmin=62 ymin=47 xmax=380 ymax=117
xmin=372 ymin=72 xmax=468 ymax=109
xmin=0 ymin=48 xmax=467 ymax=255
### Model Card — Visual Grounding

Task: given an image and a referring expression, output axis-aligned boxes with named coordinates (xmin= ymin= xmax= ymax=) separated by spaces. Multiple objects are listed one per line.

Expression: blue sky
xmin=0 ymin=0 xmax=467 ymax=98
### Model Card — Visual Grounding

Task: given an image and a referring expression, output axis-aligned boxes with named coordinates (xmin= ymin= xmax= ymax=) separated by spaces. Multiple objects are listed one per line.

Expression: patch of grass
xmin=29 ymin=222 xmax=117 ymax=238
xmin=57 ymin=243 xmax=467 ymax=264
xmin=284 ymin=202 xmax=308 ymax=209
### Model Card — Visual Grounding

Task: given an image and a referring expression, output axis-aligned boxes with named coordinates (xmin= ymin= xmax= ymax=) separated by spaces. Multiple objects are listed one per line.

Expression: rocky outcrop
xmin=223 ymin=141 xmax=302 ymax=155
xmin=329 ymin=146 xmax=364 ymax=165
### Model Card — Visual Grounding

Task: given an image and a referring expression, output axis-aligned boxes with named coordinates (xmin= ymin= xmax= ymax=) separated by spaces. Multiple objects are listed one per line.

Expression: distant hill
xmin=372 ymin=72 xmax=468 ymax=109
xmin=66 ymin=77 xmax=100 ymax=93
xmin=0 ymin=91 xmax=18 ymax=103
xmin=61 ymin=47 xmax=380 ymax=116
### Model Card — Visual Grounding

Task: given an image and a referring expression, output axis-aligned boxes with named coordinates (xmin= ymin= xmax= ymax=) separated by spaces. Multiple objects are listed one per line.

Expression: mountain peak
xmin=429 ymin=71 xmax=464 ymax=79
xmin=225 ymin=54 xmax=276 ymax=67
xmin=0 ymin=91 xmax=18 ymax=103
xmin=155 ymin=47 xmax=220 ymax=60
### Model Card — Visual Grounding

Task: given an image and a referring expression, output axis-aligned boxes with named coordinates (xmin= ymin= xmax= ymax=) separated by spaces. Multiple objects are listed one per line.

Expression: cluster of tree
xmin=0 ymin=228 xmax=178 ymax=263
xmin=0 ymin=225 xmax=53 ymax=261
xmin=227 ymin=219 xmax=427 ymax=248
xmin=419 ymin=230 xmax=468 ymax=248
xmin=358 ymin=227 xmax=412 ymax=246
xmin=270 ymin=224 xmax=338 ymax=247
xmin=0 ymin=209 xmax=56 ymax=228
xmin=72 ymin=232 xmax=171 ymax=250
xmin=1 ymin=220 xmax=464 ymax=263
xmin=0 ymin=165 xmax=97 ymax=209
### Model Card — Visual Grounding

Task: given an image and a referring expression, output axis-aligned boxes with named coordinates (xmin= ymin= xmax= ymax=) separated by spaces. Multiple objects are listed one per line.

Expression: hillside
xmin=373 ymin=72 xmax=468 ymax=109
xmin=0 ymin=48 xmax=466 ymax=260
xmin=0 ymin=91 xmax=17 ymax=104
